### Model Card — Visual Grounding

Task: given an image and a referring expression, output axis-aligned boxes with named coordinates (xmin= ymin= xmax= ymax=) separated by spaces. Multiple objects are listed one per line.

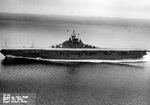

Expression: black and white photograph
xmin=0 ymin=0 xmax=150 ymax=105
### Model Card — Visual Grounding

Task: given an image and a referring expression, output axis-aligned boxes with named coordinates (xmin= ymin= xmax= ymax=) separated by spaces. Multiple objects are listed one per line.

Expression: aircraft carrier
xmin=0 ymin=30 xmax=147 ymax=60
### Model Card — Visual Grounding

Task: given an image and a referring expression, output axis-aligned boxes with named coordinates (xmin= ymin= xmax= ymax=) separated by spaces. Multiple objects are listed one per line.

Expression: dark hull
xmin=1 ymin=48 xmax=147 ymax=60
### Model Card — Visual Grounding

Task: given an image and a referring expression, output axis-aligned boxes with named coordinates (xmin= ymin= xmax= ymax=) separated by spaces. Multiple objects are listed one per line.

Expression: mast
xmin=73 ymin=30 xmax=76 ymax=36
xmin=31 ymin=40 xmax=34 ymax=48
xmin=73 ymin=30 xmax=75 ymax=35
xmin=77 ymin=34 xmax=79 ymax=42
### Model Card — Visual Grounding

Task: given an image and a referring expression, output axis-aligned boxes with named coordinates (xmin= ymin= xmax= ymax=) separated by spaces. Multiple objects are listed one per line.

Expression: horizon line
xmin=0 ymin=12 xmax=150 ymax=20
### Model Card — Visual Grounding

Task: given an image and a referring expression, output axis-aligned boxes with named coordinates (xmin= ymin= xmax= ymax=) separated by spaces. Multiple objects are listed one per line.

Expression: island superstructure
xmin=0 ymin=30 xmax=147 ymax=60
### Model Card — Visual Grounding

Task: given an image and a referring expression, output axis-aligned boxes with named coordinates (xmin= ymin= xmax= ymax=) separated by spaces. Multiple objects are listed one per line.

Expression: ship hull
xmin=1 ymin=48 xmax=147 ymax=60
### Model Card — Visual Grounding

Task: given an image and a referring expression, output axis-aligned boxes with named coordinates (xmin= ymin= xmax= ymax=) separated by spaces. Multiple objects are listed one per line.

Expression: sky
xmin=0 ymin=0 xmax=150 ymax=19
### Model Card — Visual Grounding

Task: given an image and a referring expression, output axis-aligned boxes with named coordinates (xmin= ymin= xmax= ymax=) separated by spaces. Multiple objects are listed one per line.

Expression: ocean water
xmin=0 ymin=20 xmax=150 ymax=105
xmin=0 ymin=52 xmax=150 ymax=105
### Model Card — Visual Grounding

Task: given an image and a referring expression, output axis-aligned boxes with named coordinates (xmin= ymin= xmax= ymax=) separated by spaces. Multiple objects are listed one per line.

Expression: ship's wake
xmin=4 ymin=53 xmax=150 ymax=64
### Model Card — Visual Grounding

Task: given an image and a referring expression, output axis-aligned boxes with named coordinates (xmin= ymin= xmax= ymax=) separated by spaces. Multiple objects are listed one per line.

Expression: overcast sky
xmin=0 ymin=0 xmax=150 ymax=19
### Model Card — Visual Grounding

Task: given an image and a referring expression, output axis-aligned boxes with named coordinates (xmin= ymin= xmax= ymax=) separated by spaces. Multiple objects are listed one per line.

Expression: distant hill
xmin=0 ymin=13 xmax=150 ymax=27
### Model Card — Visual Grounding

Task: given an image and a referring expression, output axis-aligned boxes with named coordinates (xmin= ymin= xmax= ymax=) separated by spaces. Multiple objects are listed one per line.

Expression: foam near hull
xmin=4 ymin=54 xmax=149 ymax=64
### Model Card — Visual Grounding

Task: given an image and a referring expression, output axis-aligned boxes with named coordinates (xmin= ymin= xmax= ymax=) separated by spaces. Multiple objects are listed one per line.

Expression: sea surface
xmin=0 ymin=19 xmax=150 ymax=105
xmin=0 ymin=52 xmax=150 ymax=105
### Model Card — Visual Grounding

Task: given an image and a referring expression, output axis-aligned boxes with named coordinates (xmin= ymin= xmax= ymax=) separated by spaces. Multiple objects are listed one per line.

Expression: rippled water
xmin=0 ymin=53 xmax=150 ymax=105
